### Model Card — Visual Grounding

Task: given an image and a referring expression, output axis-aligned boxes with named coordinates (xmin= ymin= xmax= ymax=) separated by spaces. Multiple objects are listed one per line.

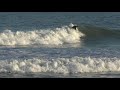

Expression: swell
xmin=79 ymin=25 xmax=120 ymax=39
xmin=78 ymin=25 xmax=120 ymax=45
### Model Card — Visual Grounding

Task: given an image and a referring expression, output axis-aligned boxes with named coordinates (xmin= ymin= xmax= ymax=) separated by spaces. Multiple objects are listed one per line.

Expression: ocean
xmin=0 ymin=12 xmax=120 ymax=78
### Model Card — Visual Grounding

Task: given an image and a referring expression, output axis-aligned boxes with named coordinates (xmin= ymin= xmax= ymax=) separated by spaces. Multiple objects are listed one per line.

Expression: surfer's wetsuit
xmin=69 ymin=23 xmax=78 ymax=30
xmin=71 ymin=26 xmax=78 ymax=30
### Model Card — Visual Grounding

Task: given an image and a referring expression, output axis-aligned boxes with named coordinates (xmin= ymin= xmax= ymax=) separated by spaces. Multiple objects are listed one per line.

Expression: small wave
xmin=0 ymin=57 xmax=120 ymax=74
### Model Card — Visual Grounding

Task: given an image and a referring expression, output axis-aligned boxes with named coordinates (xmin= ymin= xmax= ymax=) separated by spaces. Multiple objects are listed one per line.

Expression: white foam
xmin=69 ymin=23 xmax=74 ymax=27
xmin=0 ymin=57 xmax=120 ymax=74
xmin=0 ymin=26 xmax=84 ymax=46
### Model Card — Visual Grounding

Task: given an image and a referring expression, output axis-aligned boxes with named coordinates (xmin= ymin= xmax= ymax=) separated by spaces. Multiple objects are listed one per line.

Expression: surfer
xmin=69 ymin=23 xmax=78 ymax=30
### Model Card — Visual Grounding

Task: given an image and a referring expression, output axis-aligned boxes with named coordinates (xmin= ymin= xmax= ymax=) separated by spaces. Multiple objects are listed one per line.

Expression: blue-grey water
xmin=0 ymin=12 xmax=120 ymax=78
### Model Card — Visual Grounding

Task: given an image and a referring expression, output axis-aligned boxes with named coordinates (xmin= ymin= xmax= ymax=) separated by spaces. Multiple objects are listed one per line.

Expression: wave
xmin=0 ymin=26 xmax=84 ymax=46
xmin=0 ymin=56 xmax=120 ymax=74
xmin=0 ymin=24 xmax=120 ymax=46
xmin=78 ymin=25 xmax=120 ymax=40
xmin=75 ymin=24 xmax=120 ymax=46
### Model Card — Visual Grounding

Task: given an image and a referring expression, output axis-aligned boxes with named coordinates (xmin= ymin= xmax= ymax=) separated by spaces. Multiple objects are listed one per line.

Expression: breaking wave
xmin=0 ymin=24 xmax=120 ymax=46
xmin=0 ymin=57 xmax=120 ymax=74
xmin=0 ymin=26 xmax=84 ymax=46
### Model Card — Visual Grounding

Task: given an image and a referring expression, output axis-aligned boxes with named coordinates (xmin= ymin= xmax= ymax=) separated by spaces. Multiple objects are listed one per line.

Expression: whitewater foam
xmin=0 ymin=26 xmax=84 ymax=46
xmin=0 ymin=57 xmax=120 ymax=74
